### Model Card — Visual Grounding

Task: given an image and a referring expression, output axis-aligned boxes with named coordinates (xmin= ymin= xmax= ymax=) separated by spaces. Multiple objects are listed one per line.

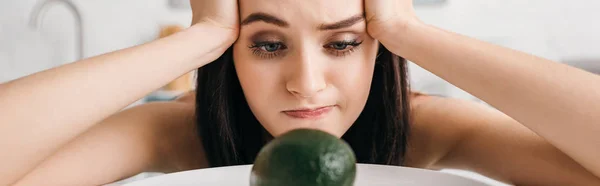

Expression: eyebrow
xmin=241 ymin=12 xmax=365 ymax=31
xmin=241 ymin=12 xmax=289 ymax=27
xmin=318 ymin=14 xmax=364 ymax=30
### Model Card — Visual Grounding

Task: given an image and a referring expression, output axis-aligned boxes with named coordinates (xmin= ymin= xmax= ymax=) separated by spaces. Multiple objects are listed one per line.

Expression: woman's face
xmin=233 ymin=0 xmax=378 ymax=137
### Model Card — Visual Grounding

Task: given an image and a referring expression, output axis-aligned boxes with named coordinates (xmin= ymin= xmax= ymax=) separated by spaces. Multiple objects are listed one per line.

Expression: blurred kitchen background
xmin=1 ymin=0 xmax=599 ymax=185
xmin=1 ymin=0 xmax=600 ymax=102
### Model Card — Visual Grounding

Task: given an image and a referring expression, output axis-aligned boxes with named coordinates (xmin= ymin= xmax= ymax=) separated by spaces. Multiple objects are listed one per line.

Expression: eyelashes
xmin=324 ymin=40 xmax=363 ymax=57
xmin=248 ymin=39 xmax=363 ymax=59
xmin=249 ymin=41 xmax=287 ymax=59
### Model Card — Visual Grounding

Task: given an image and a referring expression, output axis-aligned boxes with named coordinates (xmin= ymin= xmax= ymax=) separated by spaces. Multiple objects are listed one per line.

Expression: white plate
xmin=123 ymin=164 xmax=489 ymax=186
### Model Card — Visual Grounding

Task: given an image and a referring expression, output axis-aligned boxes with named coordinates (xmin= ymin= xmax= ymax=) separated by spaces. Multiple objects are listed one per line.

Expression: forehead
xmin=239 ymin=0 xmax=364 ymax=25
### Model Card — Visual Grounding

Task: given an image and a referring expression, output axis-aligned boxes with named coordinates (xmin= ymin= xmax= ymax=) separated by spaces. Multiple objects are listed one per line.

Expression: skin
xmin=1 ymin=0 xmax=600 ymax=185
xmin=233 ymin=0 xmax=378 ymax=137
xmin=0 ymin=23 xmax=233 ymax=186
xmin=367 ymin=0 xmax=600 ymax=179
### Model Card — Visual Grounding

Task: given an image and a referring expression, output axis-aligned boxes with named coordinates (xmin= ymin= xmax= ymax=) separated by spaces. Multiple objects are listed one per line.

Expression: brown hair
xmin=195 ymin=44 xmax=411 ymax=167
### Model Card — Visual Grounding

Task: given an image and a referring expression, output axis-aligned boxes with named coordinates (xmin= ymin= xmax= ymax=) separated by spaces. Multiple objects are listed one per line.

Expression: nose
xmin=285 ymin=53 xmax=327 ymax=98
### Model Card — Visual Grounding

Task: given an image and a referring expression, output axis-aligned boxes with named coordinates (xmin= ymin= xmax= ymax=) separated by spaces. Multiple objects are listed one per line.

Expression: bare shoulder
xmin=166 ymin=90 xmax=209 ymax=171
xmin=131 ymin=99 xmax=207 ymax=172
xmin=404 ymin=93 xmax=498 ymax=169
xmin=110 ymin=98 xmax=207 ymax=173
xmin=404 ymin=93 xmax=600 ymax=185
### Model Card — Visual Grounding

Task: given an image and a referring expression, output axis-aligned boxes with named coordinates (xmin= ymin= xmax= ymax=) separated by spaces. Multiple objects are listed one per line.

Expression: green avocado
xmin=250 ymin=129 xmax=357 ymax=186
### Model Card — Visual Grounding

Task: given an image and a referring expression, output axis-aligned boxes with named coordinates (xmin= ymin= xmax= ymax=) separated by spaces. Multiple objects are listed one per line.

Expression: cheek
xmin=330 ymin=42 xmax=378 ymax=113
xmin=233 ymin=45 xmax=278 ymax=122
xmin=326 ymin=41 xmax=378 ymax=135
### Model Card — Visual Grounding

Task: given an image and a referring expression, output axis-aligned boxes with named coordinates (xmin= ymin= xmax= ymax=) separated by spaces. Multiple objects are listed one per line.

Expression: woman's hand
xmin=364 ymin=0 xmax=418 ymax=42
xmin=190 ymin=0 xmax=239 ymax=46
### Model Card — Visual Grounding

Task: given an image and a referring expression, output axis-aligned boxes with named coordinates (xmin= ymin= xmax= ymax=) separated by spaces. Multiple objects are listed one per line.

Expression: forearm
xmin=0 ymin=23 xmax=231 ymax=185
xmin=385 ymin=20 xmax=600 ymax=176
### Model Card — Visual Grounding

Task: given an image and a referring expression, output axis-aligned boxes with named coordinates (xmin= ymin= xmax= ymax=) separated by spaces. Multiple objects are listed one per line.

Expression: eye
xmin=262 ymin=43 xmax=282 ymax=52
xmin=331 ymin=43 xmax=350 ymax=50
xmin=249 ymin=42 xmax=288 ymax=59
xmin=325 ymin=40 xmax=363 ymax=57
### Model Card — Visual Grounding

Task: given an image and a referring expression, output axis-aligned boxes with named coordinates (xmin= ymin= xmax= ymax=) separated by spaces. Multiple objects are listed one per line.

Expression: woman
xmin=1 ymin=0 xmax=600 ymax=185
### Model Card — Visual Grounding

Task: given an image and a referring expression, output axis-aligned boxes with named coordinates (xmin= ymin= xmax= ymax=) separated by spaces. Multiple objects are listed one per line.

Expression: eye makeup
xmin=248 ymin=30 xmax=288 ymax=59
xmin=246 ymin=31 xmax=365 ymax=59
xmin=323 ymin=34 xmax=363 ymax=57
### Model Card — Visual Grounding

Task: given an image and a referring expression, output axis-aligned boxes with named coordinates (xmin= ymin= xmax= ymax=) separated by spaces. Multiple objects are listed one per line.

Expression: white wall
xmin=411 ymin=0 xmax=600 ymax=100
xmin=0 ymin=0 xmax=192 ymax=82
xmin=418 ymin=0 xmax=600 ymax=58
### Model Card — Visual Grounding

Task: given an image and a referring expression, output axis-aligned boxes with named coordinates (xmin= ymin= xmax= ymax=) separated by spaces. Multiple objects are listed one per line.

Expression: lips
xmin=283 ymin=106 xmax=334 ymax=119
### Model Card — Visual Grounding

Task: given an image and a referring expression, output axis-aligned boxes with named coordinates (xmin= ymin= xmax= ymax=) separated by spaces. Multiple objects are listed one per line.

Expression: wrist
xmin=370 ymin=17 xmax=426 ymax=57
xmin=192 ymin=18 xmax=239 ymax=45
xmin=178 ymin=23 xmax=238 ymax=69
xmin=372 ymin=17 xmax=421 ymax=42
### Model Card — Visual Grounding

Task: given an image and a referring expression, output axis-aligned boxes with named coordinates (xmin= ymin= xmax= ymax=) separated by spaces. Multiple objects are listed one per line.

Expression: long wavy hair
xmin=195 ymin=44 xmax=411 ymax=167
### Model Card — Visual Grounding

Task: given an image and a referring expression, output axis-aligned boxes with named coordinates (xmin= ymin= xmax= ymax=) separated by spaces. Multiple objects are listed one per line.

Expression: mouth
xmin=283 ymin=106 xmax=335 ymax=119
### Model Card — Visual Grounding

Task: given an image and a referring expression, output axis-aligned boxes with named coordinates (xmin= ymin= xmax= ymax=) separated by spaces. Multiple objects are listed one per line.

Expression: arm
xmin=12 ymin=101 xmax=206 ymax=186
xmin=0 ymin=23 xmax=233 ymax=185
xmin=407 ymin=96 xmax=600 ymax=185
xmin=383 ymin=19 xmax=600 ymax=178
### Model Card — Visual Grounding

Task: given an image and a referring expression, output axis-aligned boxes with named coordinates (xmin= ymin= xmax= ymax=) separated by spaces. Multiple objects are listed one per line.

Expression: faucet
xmin=29 ymin=0 xmax=84 ymax=60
